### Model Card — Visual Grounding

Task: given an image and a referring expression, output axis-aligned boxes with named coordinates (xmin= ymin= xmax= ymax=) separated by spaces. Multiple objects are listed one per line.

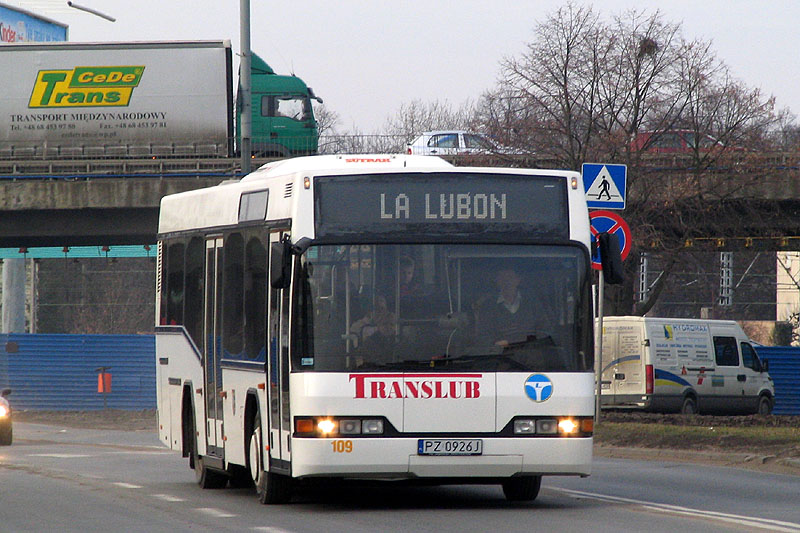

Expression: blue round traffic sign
xmin=589 ymin=210 xmax=631 ymax=271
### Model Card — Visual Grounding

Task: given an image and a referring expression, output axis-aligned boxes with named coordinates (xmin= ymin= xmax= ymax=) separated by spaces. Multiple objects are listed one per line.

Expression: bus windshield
xmin=294 ymin=243 xmax=593 ymax=373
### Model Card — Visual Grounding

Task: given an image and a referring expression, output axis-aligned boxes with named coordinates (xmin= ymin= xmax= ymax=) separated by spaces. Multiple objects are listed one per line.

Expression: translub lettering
xmin=349 ymin=373 xmax=482 ymax=399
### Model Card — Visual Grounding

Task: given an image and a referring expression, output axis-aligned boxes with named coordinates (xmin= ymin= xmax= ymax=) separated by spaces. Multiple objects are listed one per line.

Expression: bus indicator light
xmin=295 ymin=419 xmax=314 ymax=434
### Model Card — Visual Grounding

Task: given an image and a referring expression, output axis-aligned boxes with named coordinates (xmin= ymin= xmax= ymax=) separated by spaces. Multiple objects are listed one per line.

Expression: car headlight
xmin=0 ymin=405 xmax=8 ymax=417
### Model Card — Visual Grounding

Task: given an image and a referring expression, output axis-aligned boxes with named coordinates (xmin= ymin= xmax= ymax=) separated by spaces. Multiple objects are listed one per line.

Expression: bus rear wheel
xmin=250 ymin=413 xmax=292 ymax=504
xmin=502 ymin=475 xmax=541 ymax=502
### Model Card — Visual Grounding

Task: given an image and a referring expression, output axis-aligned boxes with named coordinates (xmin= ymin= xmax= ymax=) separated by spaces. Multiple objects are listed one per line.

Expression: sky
xmin=6 ymin=0 xmax=800 ymax=133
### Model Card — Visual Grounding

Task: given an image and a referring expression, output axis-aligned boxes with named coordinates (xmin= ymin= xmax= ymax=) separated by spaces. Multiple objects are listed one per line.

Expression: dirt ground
xmin=596 ymin=411 xmax=800 ymax=476
xmin=14 ymin=409 xmax=800 ymax=476
xmin=15 ymin=409 xmax=158 ymax=432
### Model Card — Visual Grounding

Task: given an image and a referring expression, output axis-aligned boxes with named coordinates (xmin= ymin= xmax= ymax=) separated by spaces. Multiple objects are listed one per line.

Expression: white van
xmin=599 ymin=317 xmax=774 ymax=414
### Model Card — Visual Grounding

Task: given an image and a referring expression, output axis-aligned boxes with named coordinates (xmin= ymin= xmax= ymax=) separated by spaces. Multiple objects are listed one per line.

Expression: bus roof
xmin=241 ymin=154 xmax=452 ymax=182
xmin=158 ymin=154 xmax=585 ymax=239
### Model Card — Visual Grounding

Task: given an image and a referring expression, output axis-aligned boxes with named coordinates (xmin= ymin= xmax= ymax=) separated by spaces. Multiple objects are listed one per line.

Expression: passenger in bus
xmin=477 ymin=267 xmax=538 ymax=347
xmin=350 ymin=294 xmax=397 ymax=355
xmin=398 ymin=255 xmax=421 ymax=297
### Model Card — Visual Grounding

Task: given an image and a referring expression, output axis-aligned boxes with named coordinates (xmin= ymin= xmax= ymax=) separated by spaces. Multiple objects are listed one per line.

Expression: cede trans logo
xmin=28 ymin=66 xmax=145 ymax=108
xmin=524 ymin=374 xmax=553 ymax=402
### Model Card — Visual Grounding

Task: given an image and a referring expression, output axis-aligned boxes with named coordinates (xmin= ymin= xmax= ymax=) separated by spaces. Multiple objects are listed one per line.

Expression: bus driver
xmin=478 ymin=267 xmax=537 ymax=347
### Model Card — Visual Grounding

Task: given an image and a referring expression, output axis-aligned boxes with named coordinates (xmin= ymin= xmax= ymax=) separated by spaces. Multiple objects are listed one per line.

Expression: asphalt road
xmin=0 ymin=422 xmax=798 ymax=533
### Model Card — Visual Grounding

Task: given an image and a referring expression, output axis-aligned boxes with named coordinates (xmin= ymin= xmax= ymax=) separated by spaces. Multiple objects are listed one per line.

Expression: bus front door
xmin=268 ymin=231 xmax=292 ymax=472
xmin=204 ymin=237 xmax=224 ymax=458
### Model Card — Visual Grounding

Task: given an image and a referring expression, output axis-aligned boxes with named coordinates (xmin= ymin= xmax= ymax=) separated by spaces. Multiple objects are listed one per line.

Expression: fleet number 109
xmin=331 ymin=440 xmax=353 ymax=453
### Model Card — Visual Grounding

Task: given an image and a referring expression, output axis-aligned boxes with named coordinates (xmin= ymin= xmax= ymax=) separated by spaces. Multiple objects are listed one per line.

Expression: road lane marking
xmin=153 ymin=494 xmax=185 ymax=502
xmin=113 ymin=482 xmax=142 ymax=489
xmin=555 ymin=488 xmax=800 ymax=533
xmin=28 ymin=453 xmax=93 ymax=458
xmin=251 ymin=528 xmax=295 ymax=532
xmin=197 ymin=507 xmax=236 ymax=518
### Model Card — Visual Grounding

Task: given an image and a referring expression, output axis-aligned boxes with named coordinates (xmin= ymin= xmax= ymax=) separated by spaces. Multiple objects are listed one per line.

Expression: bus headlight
xmin=513 ymin=419 xmax=536 ymax=434
xmin=317 ymin=419 xmax=337 ymax=435
xmin=339 ymin=419 xmax=361 ymax=435
xmin=361 ymin=419 xmax=384 ymax=434
xmin=0 ymin=405 xmax=7 ymax=418
xmin=510 ymin=416 xmax=593 ymax=436
xmin=294 ymin=416 xmax=385 ymax=437
xmin=558 ymin=418 xmax=578 ymax=435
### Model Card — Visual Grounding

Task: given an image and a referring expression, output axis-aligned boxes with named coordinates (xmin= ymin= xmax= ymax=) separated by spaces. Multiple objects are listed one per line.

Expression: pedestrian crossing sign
xmin=582 ymin=163 xmax=627 ymax=210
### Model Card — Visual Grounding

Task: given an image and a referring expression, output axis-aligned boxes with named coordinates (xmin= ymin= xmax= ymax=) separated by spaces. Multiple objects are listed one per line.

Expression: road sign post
xmin=589 ymin=211 xmax=632 ymax=423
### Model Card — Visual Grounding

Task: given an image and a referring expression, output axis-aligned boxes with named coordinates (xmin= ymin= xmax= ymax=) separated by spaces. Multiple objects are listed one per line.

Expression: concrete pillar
xmin=2 ymin=258 xmax=26 ymax=333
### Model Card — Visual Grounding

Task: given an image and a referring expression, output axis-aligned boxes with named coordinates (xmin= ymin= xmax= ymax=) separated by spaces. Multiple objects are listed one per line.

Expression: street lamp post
xmin=66 ymin=1 xmax=116 ymax=22
xmin=240 ymin=0 xmax=252 ymax=174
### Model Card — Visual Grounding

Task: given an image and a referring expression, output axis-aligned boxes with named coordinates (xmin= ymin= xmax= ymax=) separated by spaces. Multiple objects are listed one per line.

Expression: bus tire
xmin=502 ymin=475 xmax=541 ymax=502
xmin=193 ymin=417 xmax=228 ymax=489
xmin=250 ymin=413 xmax=292 ymax=504
xmin=680 ymin=395 xmax=697 ymax=415
xmin=757 ymin=395 xmax=773 ymax=415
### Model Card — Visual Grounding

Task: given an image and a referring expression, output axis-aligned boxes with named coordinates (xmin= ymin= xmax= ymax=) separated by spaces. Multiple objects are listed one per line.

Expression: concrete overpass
xmin=1 ymin=152 xmax=800 ymax=248
xmin=0 ymin=158 xmax=255 ymax=246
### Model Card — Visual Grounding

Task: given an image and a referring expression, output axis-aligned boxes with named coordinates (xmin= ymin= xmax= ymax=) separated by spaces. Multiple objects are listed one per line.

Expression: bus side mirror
xmin=598 ymin=232 xmax=624 ymax=285
xmin=270 ymin=240 xmax=292 ymax=289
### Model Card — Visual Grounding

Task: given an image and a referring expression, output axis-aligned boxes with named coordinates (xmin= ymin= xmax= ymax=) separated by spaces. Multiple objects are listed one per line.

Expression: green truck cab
xmin=237 ymin=53 xmax=322 ymax=157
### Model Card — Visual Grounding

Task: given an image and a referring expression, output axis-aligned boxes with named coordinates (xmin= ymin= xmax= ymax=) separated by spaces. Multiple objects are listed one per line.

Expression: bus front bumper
xmin=289 ymin=436 xmax=593 ymax=479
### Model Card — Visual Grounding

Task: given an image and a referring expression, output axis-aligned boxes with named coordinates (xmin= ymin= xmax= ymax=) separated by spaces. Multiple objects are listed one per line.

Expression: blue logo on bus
xmin=524 ymin=374 xmax=553 ymax=402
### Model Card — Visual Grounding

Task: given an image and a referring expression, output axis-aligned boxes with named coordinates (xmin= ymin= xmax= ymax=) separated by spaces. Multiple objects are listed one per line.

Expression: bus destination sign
xmin=314 ymin=173 xmax=568 ymax=241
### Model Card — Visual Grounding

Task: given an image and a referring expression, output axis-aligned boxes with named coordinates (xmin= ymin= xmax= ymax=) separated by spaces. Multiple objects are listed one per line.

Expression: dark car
xmin=0 ymin=388 xmax=12 ymax=445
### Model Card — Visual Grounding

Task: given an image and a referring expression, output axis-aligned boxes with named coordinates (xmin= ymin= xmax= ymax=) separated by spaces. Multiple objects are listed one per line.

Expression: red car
xmin=632 ymin=130 xmax=722 ymax=153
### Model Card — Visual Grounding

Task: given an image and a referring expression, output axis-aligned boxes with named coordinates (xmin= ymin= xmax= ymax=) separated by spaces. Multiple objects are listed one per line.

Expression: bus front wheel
xmin=502 ymin=475 xmax=541 ymax=502
xmin=250 ymin=412 xmax=292 ymax=504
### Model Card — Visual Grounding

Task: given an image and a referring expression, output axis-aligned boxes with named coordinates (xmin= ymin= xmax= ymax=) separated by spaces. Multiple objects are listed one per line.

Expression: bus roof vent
xmin=284 ymin=182 xmax=293 ymax=198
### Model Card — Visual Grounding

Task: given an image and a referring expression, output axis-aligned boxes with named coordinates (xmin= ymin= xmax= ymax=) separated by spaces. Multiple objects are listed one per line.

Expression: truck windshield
xmin=261 ymin=95 xmax=312 ymax=121
xmin=293 ymin=243 xmax=592 ymax=373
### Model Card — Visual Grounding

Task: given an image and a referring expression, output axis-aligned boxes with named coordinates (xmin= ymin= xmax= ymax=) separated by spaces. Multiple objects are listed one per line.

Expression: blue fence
xmin=755 ymin=346 xmax=800 ymax=415
xmin=0 ymin=333 xmax=155 ymax=411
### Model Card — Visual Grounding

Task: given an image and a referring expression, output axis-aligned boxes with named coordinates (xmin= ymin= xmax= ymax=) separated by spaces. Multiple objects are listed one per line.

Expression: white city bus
xmin=155 ymin=154 xmax=615 ymax=504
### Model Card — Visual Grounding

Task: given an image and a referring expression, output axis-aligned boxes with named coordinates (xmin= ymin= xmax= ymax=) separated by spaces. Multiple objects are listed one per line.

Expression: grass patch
xmin=595 ymin=421 xmax=800 ymax=451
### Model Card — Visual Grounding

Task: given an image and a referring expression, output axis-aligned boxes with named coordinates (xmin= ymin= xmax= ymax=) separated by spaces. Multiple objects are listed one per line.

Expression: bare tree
xmin=382 ymin=98 xmax=476 ymax=143
xmin=496 ymin=3 xmax=607 ymax=169
xmin=474 ymin=2 xmax=780 ymax=315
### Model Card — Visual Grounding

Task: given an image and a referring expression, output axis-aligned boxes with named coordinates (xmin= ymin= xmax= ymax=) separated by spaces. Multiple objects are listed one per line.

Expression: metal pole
xmin=239 ymin=0 xmax=252 ymax=175
xmin=66 ymin=1 xmax=116 ymax=22
xmin=595 ymin=270 xmax=605 ymax=425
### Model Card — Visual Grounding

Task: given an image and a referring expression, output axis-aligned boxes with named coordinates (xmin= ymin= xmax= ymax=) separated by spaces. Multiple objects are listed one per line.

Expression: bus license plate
xmin=418 ymin=439 xmax=483 ymax=456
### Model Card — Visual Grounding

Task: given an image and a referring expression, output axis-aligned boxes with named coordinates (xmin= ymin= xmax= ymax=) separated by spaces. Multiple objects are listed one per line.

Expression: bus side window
xmin=223 ymin=233 xmax=244 ymax=357
xmin=244 ymin=235 xmax=267 ymax=361
xmin=165 ymin=241 xmax=185 ymax=326
xmin=184 ymin=237 xmax=205 ymax=348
